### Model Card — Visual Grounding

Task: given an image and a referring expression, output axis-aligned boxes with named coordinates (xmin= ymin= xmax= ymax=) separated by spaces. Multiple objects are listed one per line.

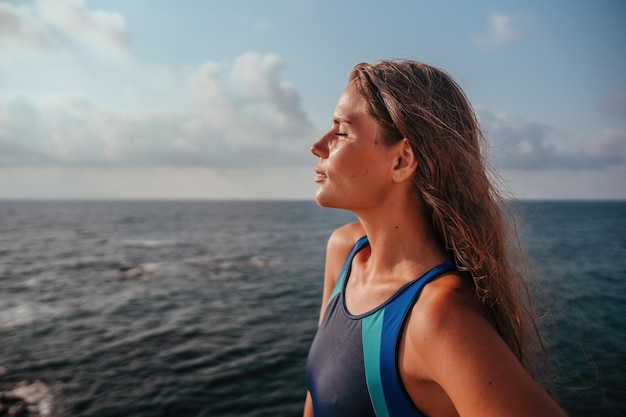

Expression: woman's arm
xmin=404 ymin=275 xmax=567 ymax=417
xmin=303 ymin=392 xmax=314 ymax=417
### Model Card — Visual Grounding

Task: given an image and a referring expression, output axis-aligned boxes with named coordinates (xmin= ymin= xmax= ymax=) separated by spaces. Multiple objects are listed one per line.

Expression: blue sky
xmin=0 ymin=0 xmax=624 ymax=199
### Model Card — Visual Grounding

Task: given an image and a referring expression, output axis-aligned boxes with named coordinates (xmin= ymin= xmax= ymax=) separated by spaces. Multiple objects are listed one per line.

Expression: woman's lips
xmin=314 ymin=168 xmax=327 ymax=182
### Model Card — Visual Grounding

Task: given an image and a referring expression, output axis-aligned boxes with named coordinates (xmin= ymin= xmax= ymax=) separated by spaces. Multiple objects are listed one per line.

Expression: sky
xmin=0 ymin=0 xmax=624 ymax=200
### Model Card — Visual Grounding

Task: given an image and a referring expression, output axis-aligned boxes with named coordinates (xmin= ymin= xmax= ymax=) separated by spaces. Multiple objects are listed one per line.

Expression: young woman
xmin=303 ymin=60 xmax=566 ymax=417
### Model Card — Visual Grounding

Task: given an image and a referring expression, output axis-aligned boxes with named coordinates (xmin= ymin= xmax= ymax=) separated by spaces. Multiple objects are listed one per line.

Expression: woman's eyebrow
xmin=333 ymin=117 xmax=352 ymax=125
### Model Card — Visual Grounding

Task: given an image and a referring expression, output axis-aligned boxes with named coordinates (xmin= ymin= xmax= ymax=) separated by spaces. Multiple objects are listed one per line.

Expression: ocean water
xmin=0 ymin=200 xmax=624 ymax=417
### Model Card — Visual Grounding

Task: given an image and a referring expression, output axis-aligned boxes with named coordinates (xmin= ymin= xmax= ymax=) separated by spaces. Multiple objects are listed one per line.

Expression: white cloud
xmin=0 ymin=0 xmax=129 ymax=62
xmin=36 ymin=0 xmax=129 ymax=59
xmin=473 ymin=12 xmax=519 ymax=51
xmin=586 ymin=128 xmax=626 ymax=161
xmin=0 ymin=1 xmax=56 ymax=50
xmin=480 ymin=109 xmax=626 ymax=170
xmin=0 ymin=53 xmax=315 ymax=170
xmin=191 ymin=53 xmax=311 ymax=145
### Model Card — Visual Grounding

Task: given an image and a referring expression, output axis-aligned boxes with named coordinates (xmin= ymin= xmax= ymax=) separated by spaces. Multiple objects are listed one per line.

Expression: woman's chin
xmin=314 ymin=190 xmax=333 ymax=208
xmin=315 ymin=192 xmax=344 ymax=210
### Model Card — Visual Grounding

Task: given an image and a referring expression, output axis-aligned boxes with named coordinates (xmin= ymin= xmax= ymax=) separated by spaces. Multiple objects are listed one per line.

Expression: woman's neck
xmin=353 ymin=199 xmax=450 ymax=284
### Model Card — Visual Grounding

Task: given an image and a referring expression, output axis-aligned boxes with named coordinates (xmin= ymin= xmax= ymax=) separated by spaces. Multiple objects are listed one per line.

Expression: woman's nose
xmin=311 ymin=134 xmax=329 ymax=158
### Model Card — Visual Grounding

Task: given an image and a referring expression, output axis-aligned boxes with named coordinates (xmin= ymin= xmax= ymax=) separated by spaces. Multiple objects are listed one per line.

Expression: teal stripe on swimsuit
xmin=362 ymin=309 xmax=390 ymax=417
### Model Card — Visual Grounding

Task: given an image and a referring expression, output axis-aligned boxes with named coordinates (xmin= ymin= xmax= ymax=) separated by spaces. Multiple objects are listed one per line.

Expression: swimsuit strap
xmin=362 ymin=260 xmax=457 ymax=417
xmin=326 ymin=235 xmax=369 ymax=308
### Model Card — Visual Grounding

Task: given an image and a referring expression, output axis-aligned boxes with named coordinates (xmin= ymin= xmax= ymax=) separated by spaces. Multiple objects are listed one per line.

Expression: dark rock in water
xmin=114 ymin=262 xmax=156 ymax=280
xmin=0 ymin=394 xmax=28 ymax=417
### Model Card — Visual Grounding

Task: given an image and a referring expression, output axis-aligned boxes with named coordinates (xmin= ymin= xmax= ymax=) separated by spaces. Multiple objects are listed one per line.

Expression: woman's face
xmin=311 ymin=84 xmax=397 ymax=211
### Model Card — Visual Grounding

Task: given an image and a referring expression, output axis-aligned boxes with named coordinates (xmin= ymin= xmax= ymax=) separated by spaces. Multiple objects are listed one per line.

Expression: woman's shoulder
xmin=409 ymin=272 xmax=488 ymax=341
xmin=316 ymin=223 xmax=367 ymax=322
xmin=404 ymin=272 xmax=506 ymax=381
xmin=327 ymin=222 xmax=365 ymax=252
xmin=403 ymin=272 xmax=567 ymax=416
xmin=322 ymin=222 xmax=365 ymax=285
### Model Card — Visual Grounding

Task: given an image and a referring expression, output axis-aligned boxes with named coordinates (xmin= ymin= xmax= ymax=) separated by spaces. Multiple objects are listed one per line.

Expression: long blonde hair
xmin=350 ymin=60 xmax=545 ymax=377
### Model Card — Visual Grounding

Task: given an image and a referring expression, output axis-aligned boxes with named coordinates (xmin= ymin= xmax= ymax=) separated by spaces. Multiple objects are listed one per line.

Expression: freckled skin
xmin=312 ymin=85 xmax=398 ymax=213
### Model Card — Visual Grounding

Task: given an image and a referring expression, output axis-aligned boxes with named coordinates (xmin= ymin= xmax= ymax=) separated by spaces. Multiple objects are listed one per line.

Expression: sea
xmin=0 ymin=200 xmax=624 ymax=417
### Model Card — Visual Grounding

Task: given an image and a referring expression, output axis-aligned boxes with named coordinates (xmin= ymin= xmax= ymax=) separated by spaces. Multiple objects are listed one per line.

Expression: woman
xmin=303 ymin=60 xmax=566 ymax=417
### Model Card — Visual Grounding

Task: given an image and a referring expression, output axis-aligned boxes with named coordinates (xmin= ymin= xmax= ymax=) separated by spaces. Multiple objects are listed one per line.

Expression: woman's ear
xmin=391 ymin=139 xmax=418 ymax=182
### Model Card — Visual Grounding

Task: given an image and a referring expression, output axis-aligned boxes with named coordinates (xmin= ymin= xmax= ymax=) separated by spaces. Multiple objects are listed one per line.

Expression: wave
xmin=0 ymin=303 xmax=70 ymax=331
xmin=0 ymin=380 xmax=62 ymax=417
xmin=120 ymin=239 xmax=179 ymax=248
xmin=186 ymin=255 xmax=277 ymax=270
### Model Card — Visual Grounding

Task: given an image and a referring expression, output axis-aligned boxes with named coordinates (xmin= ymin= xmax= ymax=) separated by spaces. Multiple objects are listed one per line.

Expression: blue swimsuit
xmin=306 ymin=236 xmax=456 ymax=417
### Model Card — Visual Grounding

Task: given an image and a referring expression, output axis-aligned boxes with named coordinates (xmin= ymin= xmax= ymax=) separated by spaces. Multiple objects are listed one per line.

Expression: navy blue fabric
xmin=306 ymin=236 xmax=374 ymax=416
